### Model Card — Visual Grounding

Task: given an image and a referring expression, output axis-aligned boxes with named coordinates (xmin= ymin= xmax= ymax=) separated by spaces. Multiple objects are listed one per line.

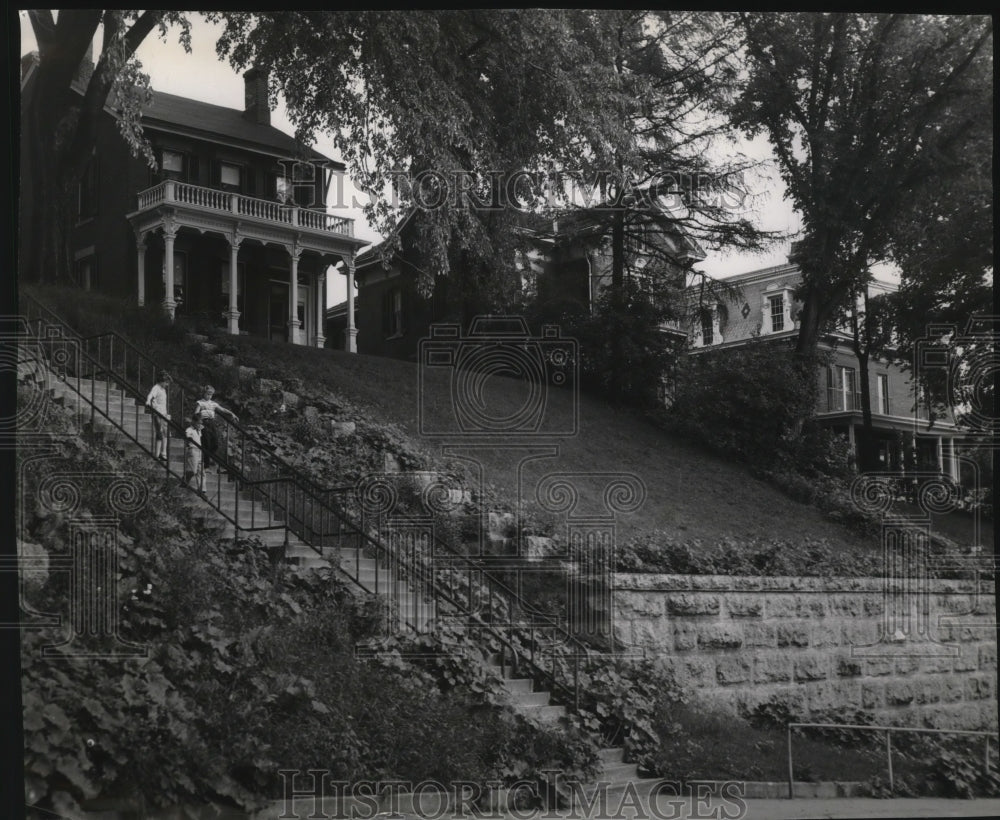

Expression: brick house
xmin=329 ymin=208 xmax=706 ymax=360
xmin=687 ymin=260 xmax=963 ymax=479
xmin=20 ymin=53 xmax=367 ymax=348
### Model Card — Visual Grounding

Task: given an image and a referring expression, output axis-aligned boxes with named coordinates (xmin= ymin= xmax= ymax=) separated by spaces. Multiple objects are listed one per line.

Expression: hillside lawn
xmin=31 ymin=283 xmax=991 ymax=553
xmin=194 ymin=333 xmax=875 ymax=551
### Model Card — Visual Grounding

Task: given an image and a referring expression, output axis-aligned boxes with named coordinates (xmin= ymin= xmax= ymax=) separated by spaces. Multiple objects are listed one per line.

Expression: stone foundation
xmin=612 ymin=574 xmax=997 ymax=730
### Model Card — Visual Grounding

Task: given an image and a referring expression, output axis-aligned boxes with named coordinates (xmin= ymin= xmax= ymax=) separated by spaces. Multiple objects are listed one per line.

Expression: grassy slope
xmin=218 ymin=334 xmax=874 ymax=551
xmin=22 ymin=284 xmax=875 ymax=551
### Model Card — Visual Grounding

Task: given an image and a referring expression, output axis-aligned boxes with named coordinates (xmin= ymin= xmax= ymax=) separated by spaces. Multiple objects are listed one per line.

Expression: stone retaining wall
xmin=612 ymin=574 xmax=997 ymax=730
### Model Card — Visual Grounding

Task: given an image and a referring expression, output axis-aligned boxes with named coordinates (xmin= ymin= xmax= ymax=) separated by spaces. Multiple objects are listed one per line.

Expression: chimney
xmin=243 ymin=67 xmax=270 ymax=126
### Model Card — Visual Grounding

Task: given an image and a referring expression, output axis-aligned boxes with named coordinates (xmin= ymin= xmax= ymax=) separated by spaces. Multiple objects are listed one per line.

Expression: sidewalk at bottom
xmin=258 ymin=795 xmax=1000 ymax=820
xmin=498 ymin=796 xmax=1000 ymax=820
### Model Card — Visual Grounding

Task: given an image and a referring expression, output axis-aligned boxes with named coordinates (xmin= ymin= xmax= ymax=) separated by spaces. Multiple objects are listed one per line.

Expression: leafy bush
xmin=531 ymin=278 xmax=684 ymax=408
xmin=616 ymin=530 xmax=884 ymax=577
xmin=15 ymin=389 xmax=605 ymax=814
xmin=746 ymin=699 xmax=1000 ymax=798
xmin=663 ymin=336 xmax=820 ymax=469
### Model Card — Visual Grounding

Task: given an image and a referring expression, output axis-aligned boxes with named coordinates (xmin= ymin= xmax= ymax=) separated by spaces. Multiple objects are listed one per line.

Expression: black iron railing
xmin=19 ymin=290 xmax=624 ymax=717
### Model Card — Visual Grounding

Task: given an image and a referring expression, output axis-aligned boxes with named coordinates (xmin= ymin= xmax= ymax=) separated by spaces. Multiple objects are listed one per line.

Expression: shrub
xmin=663 ymin=336 xmax=821 ymax=470
xmin=16 ymin=387 xmax=605 ymax=814
xmin=615 ymin=530 xmax=884 ymax=577
xmin=530 ymin=277 xmax=684 ymax=408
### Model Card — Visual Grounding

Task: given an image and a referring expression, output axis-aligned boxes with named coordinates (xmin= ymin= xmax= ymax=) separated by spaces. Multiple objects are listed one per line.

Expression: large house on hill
xmin=326 ymin=207 xmax=707 ymax=360
xmin=20 ymin=53 xmax=366 ymax=348
xmin=686 ymin=261 xmax=963 ymax=480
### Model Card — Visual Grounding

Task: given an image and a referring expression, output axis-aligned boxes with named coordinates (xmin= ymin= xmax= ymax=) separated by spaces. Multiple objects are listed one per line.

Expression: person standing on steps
xmin=181 ymin=412 xmax=206 ymax=496
xmin=195 ymin=384 xmax=239 ymax=473
xmin=145 ymin=370 xmax=172 ymax=461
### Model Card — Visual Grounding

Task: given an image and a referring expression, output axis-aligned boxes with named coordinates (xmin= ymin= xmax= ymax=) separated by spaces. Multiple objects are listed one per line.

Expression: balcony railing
xmin=136 ymin=180 xmax=354 ymax=237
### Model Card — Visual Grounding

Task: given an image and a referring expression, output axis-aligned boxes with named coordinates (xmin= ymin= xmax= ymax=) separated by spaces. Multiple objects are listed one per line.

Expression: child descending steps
xmin=145 ymin=370 xmax=172 ymax=461
xmin=181 ymin=412 xmax=206 ymax=496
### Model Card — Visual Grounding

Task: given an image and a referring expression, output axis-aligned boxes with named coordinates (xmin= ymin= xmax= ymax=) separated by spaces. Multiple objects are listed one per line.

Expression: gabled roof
xmin=22 ymin=52 xmax=342 ymax=167
xmin=354 ymin=207 xmax=417 ymax=269
xmin=140 ymin=90 xmax=341 ymax=167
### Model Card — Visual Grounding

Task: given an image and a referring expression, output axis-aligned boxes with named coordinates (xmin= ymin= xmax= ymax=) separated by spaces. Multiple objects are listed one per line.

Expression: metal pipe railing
xmin=20 ymin=289 xmax=630 ymax=718
xmin=786 ymin=722 xmax=998 ymax=798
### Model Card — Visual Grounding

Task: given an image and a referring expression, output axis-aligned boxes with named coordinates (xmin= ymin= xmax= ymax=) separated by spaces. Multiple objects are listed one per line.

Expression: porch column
xmin=935 ymin=436 xmax=945 ymax=476
xmin=135 ymin=232 xmax=147 ymax=306
xmin=289 ymin=247 xmax=301 ymax=344
xmin=315 ymin=269 xmax=326 ymax=348
xmin=162 ymin=221 xmax=177 ymax=320
xmin=344 ymin=259 xmax=357 ymax=353
xmin=945 ymin=438 xmax=959 ymax=482
xmin=226 ymin=235 xmax=242 ymax=335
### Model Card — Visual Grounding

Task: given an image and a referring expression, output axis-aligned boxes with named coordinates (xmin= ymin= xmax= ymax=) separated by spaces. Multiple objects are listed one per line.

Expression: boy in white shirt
xmin=145 ymin=371 xmax=172 ymax=461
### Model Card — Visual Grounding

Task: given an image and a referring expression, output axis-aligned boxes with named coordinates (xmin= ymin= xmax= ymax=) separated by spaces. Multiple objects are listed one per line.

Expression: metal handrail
xmin=19 ymin=290 xmax=621 ymax=719
xmin=786 ymin=721 xmax=998 ymax=797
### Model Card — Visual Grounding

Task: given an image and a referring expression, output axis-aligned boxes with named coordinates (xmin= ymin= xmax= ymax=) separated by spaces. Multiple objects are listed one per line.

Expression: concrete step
xmin=500 ymin=676 xmax=534 ymax=694
xmin=598 ymin=747 xmax=625 ymax=765
xmin=509 ymin=690 xmax=550 ymax=707
xmin=519 ymin=703 xmax=566 ymax=723
xmin=599 ymin=762 xmax=640 ymax=783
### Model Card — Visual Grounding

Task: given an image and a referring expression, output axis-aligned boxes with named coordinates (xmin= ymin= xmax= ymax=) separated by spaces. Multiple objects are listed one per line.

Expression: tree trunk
xmin=855 ymin=349 xmax=878 ymax=472
xmin=608 ymin=207 xmax=626 ymax=401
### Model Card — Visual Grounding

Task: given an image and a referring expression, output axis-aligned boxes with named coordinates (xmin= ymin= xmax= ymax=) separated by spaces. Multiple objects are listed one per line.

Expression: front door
xmin=268 ymin=281 xmax=288 ymax=342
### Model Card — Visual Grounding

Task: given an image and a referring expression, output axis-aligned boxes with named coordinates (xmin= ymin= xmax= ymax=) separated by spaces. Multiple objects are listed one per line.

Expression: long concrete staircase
xmin=16 ymin=304 xmax=648 ymax=802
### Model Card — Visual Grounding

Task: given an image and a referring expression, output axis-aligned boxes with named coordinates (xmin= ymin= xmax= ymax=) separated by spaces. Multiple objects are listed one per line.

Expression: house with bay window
xmin=20 ymin=54 xmax=366 ymax=349
xmin=688 ymin=260 xmax=963 ymax=481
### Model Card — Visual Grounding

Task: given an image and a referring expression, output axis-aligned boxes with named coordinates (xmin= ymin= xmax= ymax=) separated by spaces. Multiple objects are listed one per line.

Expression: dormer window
xmin=700 ymin=310 xmax=714 ymax=345
xmin=768 ymin=294 xmax=785 ymax=332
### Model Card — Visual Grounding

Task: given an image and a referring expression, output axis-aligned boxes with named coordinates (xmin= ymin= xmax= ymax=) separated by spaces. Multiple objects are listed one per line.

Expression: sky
xmin=19 ymin=12 xmax=808 ymax=307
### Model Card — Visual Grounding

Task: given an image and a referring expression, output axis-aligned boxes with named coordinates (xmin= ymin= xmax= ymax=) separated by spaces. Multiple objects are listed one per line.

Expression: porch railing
xmin=19 ymin=289 xmax=626 ymax=719
xmin=135 ymin=180 xmax=354 ymax=237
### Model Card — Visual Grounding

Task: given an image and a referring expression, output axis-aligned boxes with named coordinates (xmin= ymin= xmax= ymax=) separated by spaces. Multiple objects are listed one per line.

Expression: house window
xmin=75 ymin=254 xmax=97 ymax=290
xmin=275 ymin=174 xmax=293 ymax=203
xmin=877 ymin=373 xmax=890 ymax=415
xmin=700 ymin=310 xmax=714 ymax=345
xmin=828 ymin=365 xmax=857 ymax=411
xmin=626 ymin=223 xmax=649 ymax=256
xmin=77 ymin=158 xmax=97 ymax=220
xmin=768 ymin=294 xmax=785 ymax=332
xmin=219 ymin=163 xmax=242 ymax=189
xmin=382 ymin=287 xmax=403 ymax=338
xmin=162 ymin=150 xmax=184 ymax=175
